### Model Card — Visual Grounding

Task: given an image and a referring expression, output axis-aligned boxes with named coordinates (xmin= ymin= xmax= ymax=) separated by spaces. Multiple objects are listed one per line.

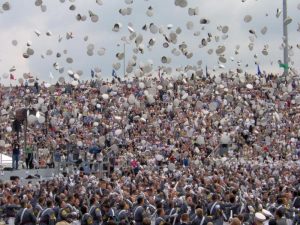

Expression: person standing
xmin=25 ymin=145 xmax=33 ymax=170
xmin=12 ymin=142 xmax=20 ymax=170
xmin=81 ymin=205 xmax=93 ymax=225
xmin=89 ymin=197 xmax=102 ymax=225
xmin=39 ymin=200 xmax=56 ymax=225
xmin=134 ymin=196 xmax=147 ymax=225
xmin=14 ymin=200 xmax=37 ymax=225
xmin=54 ymin=148 xmax=61 ymax=174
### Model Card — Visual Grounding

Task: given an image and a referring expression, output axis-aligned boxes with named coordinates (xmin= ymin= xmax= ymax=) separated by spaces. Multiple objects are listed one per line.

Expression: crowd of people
xmin=0 ymin=71 xmax=300 ymax=225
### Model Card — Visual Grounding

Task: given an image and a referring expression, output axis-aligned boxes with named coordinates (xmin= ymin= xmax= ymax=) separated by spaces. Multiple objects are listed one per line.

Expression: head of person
xmin=268 ymin=219 xmax=277 ymax=225
xmin=137 ymin=196 xmax=144 ymax=205
xmin=275 ymin=209 xmax=284 ymax=220
xmin=81 ymin=205 xmax=88 ymax=215
xmin=142 ymin=218 xmax=151 ymax=225
xmin=230 ymin=218 xmax=241 ymax=225
xmin=157 ymin=208 xmax=165 ymax=217
xmin=181 ymin=213 xmax=189 ymax=223
xmin=20 ymin=199 xmax=28 ymax=208
xmin=196 ymin=208 xmax=203 ymax=217
xmin=46 ymin=199 xmax=53 ymax=208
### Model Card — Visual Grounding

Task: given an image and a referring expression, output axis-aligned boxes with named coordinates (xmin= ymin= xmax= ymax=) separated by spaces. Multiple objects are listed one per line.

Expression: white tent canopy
xmin=0 ymin=154 xmax=12 ymax=167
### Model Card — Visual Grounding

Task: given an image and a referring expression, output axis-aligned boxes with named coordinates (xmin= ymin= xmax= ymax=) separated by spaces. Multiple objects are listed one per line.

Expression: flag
xmin=10 ymin=74 xmax=16 ymax=80
xmin=91 ymin=69 xmax=95 ymax=78
xmin=279 ymin=63 xmax=289 ymax=70
xmin=257 ymin=65 xmax=262 ymax=76
xmin=112 ymin=69 xmax=117 ymax=78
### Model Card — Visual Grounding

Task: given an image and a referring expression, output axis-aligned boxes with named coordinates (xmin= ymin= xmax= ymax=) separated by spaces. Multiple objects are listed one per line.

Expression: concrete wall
xmin=0 ymin=168 xmax=56 ymax=184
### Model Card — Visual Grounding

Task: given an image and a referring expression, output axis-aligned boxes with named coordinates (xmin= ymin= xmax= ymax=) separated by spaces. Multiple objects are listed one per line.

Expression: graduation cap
xmin=244 ymin=15 xmax=252 ymax=23
xmin=2 ymin=1 xmax=11 ymax=11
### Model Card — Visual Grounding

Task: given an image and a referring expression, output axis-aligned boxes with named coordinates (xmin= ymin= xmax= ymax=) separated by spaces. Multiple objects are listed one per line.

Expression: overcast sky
xmin=0 ymin=0 xmax=299 ymax=85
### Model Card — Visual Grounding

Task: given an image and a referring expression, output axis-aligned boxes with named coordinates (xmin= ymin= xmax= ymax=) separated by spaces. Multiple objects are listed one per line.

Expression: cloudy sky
xmin=0 ymin=0 xmax=299 ymax=85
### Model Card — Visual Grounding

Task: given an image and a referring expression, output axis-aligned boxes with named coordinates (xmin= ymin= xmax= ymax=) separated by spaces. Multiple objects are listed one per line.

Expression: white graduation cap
xmin=149 ymin=23 xmax=158 ymax=34
xmin=97 ymin=48 xmax=106 ymax=56
xmin=11 ymin=40 xmax=18 ymax=46
xmin=71 ymin=80 xmax=78 ymax=86
xmin=207 ymin=49 xmax=213 ymax=55
xmin=46 ymin=31 xmax=52 ymax=36
xmin=69 ymin=4 xmax=76 ymax=11
xmin=128 ymin=25 xmax=135 ymax=33
xmin=248 ymin=43 xmax=254 ymax=51
xmin=262 ymin=209 xmax=273 ymax=218
xmin=96 ymin=0 xmax=103 ymax=5
xmin=66 ymin=32 xmax=74 ymax=39
xmin=284 ymin=17 xmax=292 ymax=26
xmin=113 ymin=62 xmax=121 ymax=70
xmin=102 ymin=94 xmax=109 ymax=100
xmin=244 ymin=15 xmax=252 ymax=23
xmin=167 ymin=24 xmax=173 ymax=29
xmin=87 ymin=49 xmax=94 ymax=56
xmin=262 ymin=48 xmax=268 ymax=56
xmin=88 ymin=10 xmax=99 ymax=22
xmin=186 ymin=21 xmax=194 ymax=30
xmin=66 ymin=57 xmax=73 ymax=64
xmin=200 ymin=18 xmax=210 ymax=24
xmin=188 ymin=7 xmax=199 ymax=16
xmin=116 ymin=52 xmax=125 ymax=60
xmin=146 ymin=6 xmax=154 ymax=17
xmin=148 ymin=38 xmax=155 ymax=46
xmin=246 ymin=84 xmax=253 ymax=90
xmin=261 ymin=26 xmax=268 ymax=35
xmin=194 ymin=31 xmax=201 ymax=36
xmin=175 ymin=0 xmax=188 ymax=8
xmin=87 ymin=43 xmax=95 ymax=50
xmin=67 ymin=70 xmax=74 ymax=75
xmin=112 ymin=23 xmax=122 ymax=32
xmin=23 ymin=52 xmax=29 ymax=59
xmin=74 ymin=73 xmax=80 ymax=80
xmin=222 ymin=26 xmax=229 ymax=34
xmin=135 ymin=34 xmax=143 ymax=45
xmin=34 ymin=29 xmax=41 ymax=37
xmin=175 ymin=27 xmax=182 ymax=34
xmin=216 ymin=45 xmax=226 ymax=55
xmin=27 ymin=48 xmax=34 ymax=56
xmin=276 ymin=8 xmax=282 ymax=18
xmin=126 ymin=7 xmax=132 ymax=15
xmin=59 ymin=67 xmax=64 ymax=73
xmin=219 ymin=56 xmax=227 ymax=63
xmin=46 ymin=49 xmax=53 ymax=56
xmin=2 ymin=1 xmax=10 ymax=11
xmin=41 ymin=4 xmax=47 ymax=12
xmin=9 ymin=66 xmax=16 ymax=72
xmin=255 ymin=213 xmax=266 ymax=222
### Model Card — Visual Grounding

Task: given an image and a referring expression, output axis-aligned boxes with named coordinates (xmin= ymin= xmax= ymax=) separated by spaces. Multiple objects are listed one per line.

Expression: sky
xmin=0 ymin=0 xmax=299 ymax=85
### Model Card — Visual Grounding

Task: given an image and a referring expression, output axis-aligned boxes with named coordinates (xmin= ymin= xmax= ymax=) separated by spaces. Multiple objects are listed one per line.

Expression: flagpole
xmin=283 ymin=0 xmax=289 ymax=77
xmin=123 ymin=43 xmax=126 ymax=78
